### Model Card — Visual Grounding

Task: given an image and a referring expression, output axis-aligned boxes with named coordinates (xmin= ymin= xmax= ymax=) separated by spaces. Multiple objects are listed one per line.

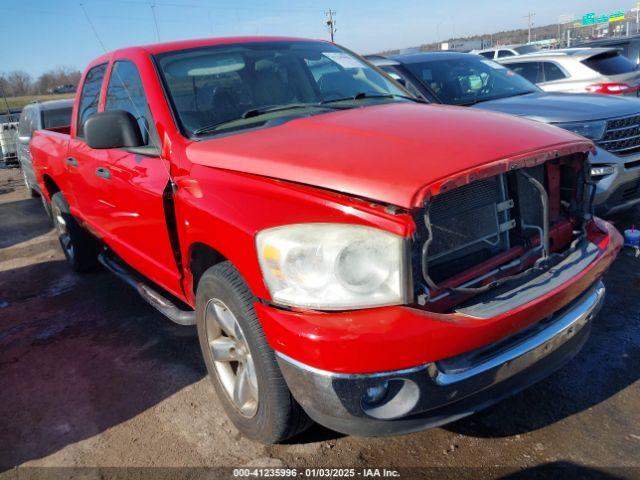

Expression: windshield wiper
xmin=320 ymin=92 xmax=426 ymax=105
xmin=192 ymin=93 xmax=425 ymax=137
xmin=242 ymin=103 xmax=328 ymax=119
xmin=193 ymin=103 xmax=339 ymax=136
xmin=459 ymin=90 xmax=537 ymax=106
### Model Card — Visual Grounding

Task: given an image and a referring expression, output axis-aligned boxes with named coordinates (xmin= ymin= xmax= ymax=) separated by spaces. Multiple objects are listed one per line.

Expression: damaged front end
xmin=414 ymin=147 xmax=600 ymax=315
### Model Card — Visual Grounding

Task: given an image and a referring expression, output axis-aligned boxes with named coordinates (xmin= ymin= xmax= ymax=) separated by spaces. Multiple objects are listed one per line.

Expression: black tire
xmin=51 ymin=192 xmax=99 ymax=272
xmin=196 ymin=261 xmax=312 ymax=443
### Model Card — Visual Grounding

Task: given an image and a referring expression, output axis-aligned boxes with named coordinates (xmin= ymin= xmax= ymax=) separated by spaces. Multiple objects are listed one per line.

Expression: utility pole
xmin=325 ymin=10 xmax=337 ymax=42
xmin=524 ymin=12 xmax=535 ymax=44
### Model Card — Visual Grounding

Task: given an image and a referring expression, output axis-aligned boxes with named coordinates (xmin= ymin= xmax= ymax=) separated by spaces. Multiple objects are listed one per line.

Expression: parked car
xmin=30 ymin=37 xmax=620 ymax=443
xmin=471 ymin=44 xmax=539 ymax=59
xmin=51 ymin=84 xmax=77 ymax=94
xmin=576 ymin=35 xmax=640 ymax=65
xmin=17 ymin=99 xmax=74 ymax=196
xmin=498 ymin=48 xmax=640 ymax=95
xmin=368 ymin=51 xmax=640 ymax=216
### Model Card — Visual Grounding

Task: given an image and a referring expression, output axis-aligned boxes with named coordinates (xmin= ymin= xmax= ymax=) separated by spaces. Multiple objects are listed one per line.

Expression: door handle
xmin=95 ymin=167 xmax=111 ymax=180
xmin=66 ymin=157 xmax=78 ymax=167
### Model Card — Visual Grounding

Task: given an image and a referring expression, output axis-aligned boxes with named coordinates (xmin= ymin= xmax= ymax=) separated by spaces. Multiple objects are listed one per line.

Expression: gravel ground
xmin=0 ymin=167 xmax=639 ymax=479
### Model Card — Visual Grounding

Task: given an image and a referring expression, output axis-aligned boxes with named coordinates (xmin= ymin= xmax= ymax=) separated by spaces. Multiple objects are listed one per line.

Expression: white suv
xmin=472 ymin=44 xmax=539 ymax=60
xmin=499 ymin=48 xmax=640 ymax=96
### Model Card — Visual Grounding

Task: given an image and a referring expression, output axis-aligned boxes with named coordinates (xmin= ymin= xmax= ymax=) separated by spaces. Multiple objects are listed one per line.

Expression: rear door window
xmin=76 ymin=63 xmax=107 ymax=138
xmin=497 ymin=50 xmax=515 ymax=58
xmin=479 ymin=51 xmax=495 ymax=59
xmin=542 ymin=62 xmax=567 ymax=82
xmin=582 ymin=51 xmax=637 ymax=75
xmin=507 ymin=62 xmax=542 ymax=83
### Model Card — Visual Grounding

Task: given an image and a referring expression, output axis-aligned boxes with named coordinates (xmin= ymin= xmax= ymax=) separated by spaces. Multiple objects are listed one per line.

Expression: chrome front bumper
xmin=277 ymin=281 xmax=605 ymax=437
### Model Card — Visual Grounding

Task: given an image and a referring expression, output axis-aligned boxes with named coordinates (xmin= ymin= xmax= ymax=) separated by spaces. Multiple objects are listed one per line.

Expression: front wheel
xmin=51 ymin=192 xmax=99 ymax=272
xmin=196 ymin=261 xmax=312 ymax=443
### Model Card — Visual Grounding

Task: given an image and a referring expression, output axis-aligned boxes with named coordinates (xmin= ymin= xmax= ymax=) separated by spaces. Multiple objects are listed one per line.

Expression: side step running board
xmin=98 ymin=251 xmax=196 ymax=326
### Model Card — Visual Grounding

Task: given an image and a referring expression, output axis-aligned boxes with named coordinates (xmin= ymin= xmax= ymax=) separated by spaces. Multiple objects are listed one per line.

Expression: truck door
xmin=99 ymin=59 xmax=182 ymax=296
xmin=67 ymin=63 xmax=111 ymax=228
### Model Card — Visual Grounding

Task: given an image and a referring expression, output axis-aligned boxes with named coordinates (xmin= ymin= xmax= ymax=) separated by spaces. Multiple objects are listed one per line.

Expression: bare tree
xmin=0 ymin=73 xmax=9 ymax=97
xmin=35 ymin=66 xmax=81 ymax=94
xmin=5 ymin=70 xmax=33 ymax=96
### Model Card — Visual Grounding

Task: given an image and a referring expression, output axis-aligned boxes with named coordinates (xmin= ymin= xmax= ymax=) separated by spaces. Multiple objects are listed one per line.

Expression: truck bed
xmin=30 ymin=129 xmax=70 ymax=195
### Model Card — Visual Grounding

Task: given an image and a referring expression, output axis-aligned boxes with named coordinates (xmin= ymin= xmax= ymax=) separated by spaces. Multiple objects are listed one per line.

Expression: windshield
xmin=582 ymin=51 xmax=638 ymax=75
xmin=514 ymin=45 xmax=539 ymax=55
xmin=402 ymin=56 xmax=538 ymax=105
xmin=155 ymin=41 xmax=408 ymax=137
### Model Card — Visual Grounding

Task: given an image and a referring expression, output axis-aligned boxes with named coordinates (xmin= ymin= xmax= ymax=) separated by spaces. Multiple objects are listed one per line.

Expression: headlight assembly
xmin=553 ymin=120 xmax=607 ymax=141
xmin=590 ymin=165 xmax=616 ymax=178
xmin=256 ymin=223 xmax=408 ymax=310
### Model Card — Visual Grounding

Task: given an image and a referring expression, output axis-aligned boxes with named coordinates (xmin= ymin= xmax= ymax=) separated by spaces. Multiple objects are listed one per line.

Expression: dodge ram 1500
xmin=30 ymin=36 xmax=622 ymax=443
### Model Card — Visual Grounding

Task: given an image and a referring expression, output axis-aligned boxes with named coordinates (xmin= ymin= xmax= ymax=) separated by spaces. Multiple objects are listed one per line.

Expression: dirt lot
xmin=0 ymin=167 xmax=639 ymax=479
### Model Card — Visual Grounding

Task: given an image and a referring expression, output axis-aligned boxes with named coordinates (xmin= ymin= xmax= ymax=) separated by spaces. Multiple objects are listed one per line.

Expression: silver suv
xmin=499 ymin=48 xmax=640 ymax=96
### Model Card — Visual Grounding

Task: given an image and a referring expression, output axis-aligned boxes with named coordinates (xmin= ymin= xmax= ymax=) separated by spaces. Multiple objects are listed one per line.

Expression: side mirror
xmin=84 ymin=110 xmax=144 ymax=149
xmin=18 ymin=136 xmax=30 ymax=145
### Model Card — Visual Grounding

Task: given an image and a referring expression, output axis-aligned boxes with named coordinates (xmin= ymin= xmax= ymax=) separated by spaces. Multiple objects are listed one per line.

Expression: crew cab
xmin=30 ymin=37 xmax=621 ymax=443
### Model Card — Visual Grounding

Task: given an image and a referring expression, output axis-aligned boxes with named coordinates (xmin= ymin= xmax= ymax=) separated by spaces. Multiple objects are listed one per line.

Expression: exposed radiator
xmin=426 ymin=174 xmax=515 ymax=281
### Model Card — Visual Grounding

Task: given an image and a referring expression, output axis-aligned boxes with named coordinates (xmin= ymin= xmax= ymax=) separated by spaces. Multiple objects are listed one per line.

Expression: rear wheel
xmin=51 ymin=192 xmax=99 ymax=272
xmin=196 ymin=261 xmax=312 ymax=443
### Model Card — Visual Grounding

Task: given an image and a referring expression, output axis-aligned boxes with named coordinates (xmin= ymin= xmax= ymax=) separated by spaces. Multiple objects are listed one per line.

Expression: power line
xmin=79 ymin=2 xmax=167 ymax=173
xmin=149 ymin=1 xmax=161 ymax=41
xmin=325 ymin=9 xmax=336 ymax=43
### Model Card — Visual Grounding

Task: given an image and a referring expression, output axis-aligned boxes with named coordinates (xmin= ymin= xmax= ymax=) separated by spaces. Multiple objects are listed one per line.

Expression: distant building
xmin=440 ymin=40 xmax=484 ymax=52
xmin=528 ymin=38 xmax=558 ymax=50
xmin=398 ymin=47 xmax=421 ymax=55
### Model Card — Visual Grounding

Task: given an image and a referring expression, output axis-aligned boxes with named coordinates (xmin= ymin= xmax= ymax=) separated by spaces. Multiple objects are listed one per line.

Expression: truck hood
xmin=472 ymin=91 xmax=640 ymax=123
xmin=186 ymin=103 xmax=592 ymax=209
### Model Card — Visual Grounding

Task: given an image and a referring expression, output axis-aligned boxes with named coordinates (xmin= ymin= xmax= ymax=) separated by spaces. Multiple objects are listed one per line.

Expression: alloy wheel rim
xmin=52 ymin=205 xmax=74 ymax=258
xmin=204 ymin=298 xmax=259 ymax=417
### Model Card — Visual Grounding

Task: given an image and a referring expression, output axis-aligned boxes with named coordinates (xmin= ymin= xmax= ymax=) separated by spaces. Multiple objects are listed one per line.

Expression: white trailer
xmin=0 ymin=122 xmax=19 ymax=166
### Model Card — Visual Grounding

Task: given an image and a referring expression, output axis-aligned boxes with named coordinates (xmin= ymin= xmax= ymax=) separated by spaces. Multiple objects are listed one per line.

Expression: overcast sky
xmin=0 ymin=0 xmax=627 ymax=77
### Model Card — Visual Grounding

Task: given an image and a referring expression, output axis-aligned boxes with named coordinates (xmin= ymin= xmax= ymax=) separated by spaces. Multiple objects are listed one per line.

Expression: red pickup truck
xmin=30 ymin=37 xmax=621 ymax=443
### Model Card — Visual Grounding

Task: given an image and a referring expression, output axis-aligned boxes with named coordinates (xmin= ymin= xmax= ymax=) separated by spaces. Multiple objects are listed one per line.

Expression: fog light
xmin=361 ymin=378 xmax=420 ymax=420
xmin=590 ymin=165 xmax=615 ymax=178
xmin=363 ymin=381 xmax=389 ymax=406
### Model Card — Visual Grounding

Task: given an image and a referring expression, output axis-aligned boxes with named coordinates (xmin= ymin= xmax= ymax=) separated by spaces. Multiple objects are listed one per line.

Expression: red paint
xmin=28 ymin=37 xmax=620 ymax=374
xmin=258 ymin=223 xmax=622 ymax=374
